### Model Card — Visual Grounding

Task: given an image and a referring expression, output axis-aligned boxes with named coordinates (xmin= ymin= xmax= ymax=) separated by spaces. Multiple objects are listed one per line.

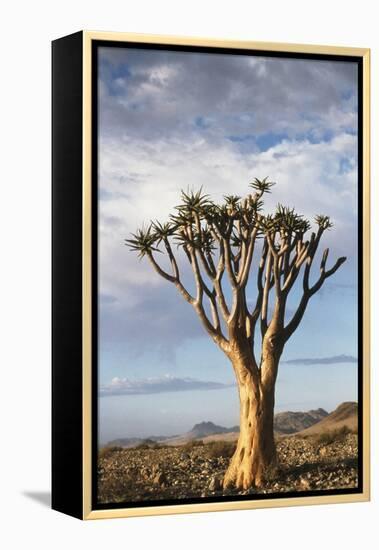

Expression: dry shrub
xmin=315 ymin=425 xmax=353 ymax=446
xmin=98 ymin=445 xmax=123 ymax=459
xmin=203 ymin=440 xmax=236 ymax=459
xmin=183 ymin=439 xmax=204 ymax=451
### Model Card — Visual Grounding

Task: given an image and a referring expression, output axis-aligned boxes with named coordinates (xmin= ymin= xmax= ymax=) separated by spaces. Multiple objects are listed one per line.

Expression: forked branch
xmin=126 ymin=181 xmax=346 ymax=360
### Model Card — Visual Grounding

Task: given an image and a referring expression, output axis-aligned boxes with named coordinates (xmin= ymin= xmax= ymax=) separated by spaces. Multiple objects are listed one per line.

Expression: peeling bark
xmin=223 ymin=340 xmax=281 ymax=490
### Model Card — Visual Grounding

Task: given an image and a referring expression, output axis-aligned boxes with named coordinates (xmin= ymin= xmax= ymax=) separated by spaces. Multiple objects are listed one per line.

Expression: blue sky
xmin=97 ymin=47 xmax=359 ymax=444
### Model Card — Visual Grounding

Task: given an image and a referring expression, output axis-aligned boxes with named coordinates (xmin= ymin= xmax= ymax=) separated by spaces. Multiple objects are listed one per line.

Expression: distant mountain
xmin=186 ymin=411 xmax=329 ymax=438
xmin=298 ymin=402 xmax=358 ymax=436
xmin=187 ymin=421 xmax=239 ymax=439
xmin=107 ymin=434 xmax=178 ymax=448
xmin=274 ymin=408 xmax=328 ymax=434
xmin=105 ymin=406 xmax=335 ymax=448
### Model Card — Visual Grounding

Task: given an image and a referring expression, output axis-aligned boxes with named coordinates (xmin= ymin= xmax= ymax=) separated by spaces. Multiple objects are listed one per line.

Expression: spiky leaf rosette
xmin=125 ymin=226 xmax=159 ymax=258
xmin=315 ymin=214 xmax=334 ymax=230
xmin=249 ymin=177 xmax=276 ymax=194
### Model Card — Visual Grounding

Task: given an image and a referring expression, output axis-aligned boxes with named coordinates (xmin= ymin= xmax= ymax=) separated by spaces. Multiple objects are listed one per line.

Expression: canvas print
xmin=96 ymin=45 xmax=361 ymax=506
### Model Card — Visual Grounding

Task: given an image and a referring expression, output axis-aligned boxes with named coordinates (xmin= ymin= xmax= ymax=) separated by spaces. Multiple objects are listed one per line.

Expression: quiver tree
xmin=126 ymin=178 xmax=346 ymax=490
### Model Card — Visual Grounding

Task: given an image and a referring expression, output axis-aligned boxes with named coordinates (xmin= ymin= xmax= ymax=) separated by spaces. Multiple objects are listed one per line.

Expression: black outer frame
xmin=52 ymin=31 xmax=83 ymax=519
xmin=52 ymin=32 xmax=365 ymax=520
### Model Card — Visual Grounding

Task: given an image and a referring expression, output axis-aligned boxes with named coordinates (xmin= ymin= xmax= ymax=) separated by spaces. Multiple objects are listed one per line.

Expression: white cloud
xmin=99 ymin=132 xmax=357 ymax=313
xmin=97 ymin=48 xmax=358 ymax=352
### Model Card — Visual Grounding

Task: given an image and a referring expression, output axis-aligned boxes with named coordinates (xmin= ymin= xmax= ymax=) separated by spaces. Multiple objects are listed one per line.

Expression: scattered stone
xmin=208 ymin=476 xmax=221 ymax=491
xmin=153 ymin=472 xmax=167 ymax=486
xmin=299 ymin=478 xmax=311 ymax=490
xmin=318 ymin=447 xmax=328 ymax=457
xmin=97 ymin=433 xmax=358 ymax=504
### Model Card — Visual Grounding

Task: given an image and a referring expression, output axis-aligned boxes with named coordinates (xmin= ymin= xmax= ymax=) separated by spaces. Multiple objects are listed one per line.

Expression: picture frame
xmin=52 ymin=30 xmax=370 ymax=520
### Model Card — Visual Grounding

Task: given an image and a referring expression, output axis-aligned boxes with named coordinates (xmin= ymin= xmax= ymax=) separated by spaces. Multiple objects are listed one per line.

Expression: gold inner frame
xmin=82 ymin=31 xmax=370 ymax=520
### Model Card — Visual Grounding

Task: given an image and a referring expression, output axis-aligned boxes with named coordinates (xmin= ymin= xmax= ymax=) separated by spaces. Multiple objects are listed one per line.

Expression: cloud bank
xmin=99 ymin=48 xmax=357 ymax=142
xmin=100 ymin=374 xmax=234 ymax=397
xmin=282 ymin=354 xmax=357 ymax=366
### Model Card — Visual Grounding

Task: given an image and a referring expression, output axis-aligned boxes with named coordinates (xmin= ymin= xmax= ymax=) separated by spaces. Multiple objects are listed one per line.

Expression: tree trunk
xmin=223 ymin=354 xmax=278 ymax=490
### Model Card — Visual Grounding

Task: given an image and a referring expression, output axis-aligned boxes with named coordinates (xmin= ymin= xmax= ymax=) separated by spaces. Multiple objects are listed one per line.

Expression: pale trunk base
xmin=223 ymin=383 xmax=276 ymax=490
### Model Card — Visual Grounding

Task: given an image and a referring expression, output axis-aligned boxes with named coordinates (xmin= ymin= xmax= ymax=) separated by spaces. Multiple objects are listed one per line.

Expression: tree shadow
xmin=22 ymin=491 xmax=51 ymax=508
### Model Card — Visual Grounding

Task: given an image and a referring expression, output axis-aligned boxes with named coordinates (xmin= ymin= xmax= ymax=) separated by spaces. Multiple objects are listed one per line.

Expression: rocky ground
xmin=97 ymin=433 xmax=358 ymax=504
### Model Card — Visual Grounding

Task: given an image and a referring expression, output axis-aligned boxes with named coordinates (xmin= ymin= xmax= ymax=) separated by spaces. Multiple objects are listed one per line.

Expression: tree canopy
xmin=126 ymin=178 xmax=346 ymax=361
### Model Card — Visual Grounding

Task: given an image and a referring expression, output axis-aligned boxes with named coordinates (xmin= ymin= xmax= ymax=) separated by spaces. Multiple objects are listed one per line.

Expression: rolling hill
xmin=297 ymin=402 xmax=358 ymax=436
xmin=274 ymin=408 xmax=328 ymax=434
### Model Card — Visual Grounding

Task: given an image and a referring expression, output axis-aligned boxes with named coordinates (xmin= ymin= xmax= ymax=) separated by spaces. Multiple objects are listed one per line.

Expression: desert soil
xmin=97 ymin=433 xmax=358 ymax=504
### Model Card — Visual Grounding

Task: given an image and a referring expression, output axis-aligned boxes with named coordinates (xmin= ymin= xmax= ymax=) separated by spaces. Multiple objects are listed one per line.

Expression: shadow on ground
xmin=23 ymin=491 xmax=51 ymax=508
